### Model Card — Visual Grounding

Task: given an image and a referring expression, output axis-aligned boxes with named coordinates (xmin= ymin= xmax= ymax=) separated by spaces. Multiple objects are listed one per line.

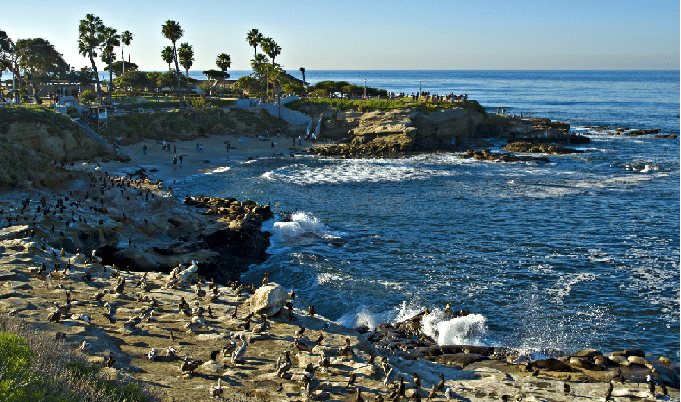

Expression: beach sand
xmin=98 ymin=133 xmax=324 ymax=182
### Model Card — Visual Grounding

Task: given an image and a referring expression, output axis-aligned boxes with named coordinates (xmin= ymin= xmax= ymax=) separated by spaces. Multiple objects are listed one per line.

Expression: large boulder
xmin=250 ymin=283 xmax=287 ymax=316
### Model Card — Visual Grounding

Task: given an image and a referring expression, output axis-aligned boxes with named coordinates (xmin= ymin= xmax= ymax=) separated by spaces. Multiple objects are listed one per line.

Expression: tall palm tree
xmin=161 ymin=46 xmax=174 ymax=71
xmin=78 ymin=14 xmax=105 ymax=104
xmin=262 ymin=38 xmax=281 ymax=103
xmin=161 ymin=20 xmax=184 ymax=107
xmin=246 ymin=29 xmax=263 ymax=98
xmin=178 ymin=43 xmax=194 ymax=98
xmin=216 ymin=53 xmax=231 ymax=89
xmin=120 ymin=30 xmax=132 ymax=75
xmin=299 ymin=67 xmax=306 ymax=91
xmin=100 ymin=26 xmax=120 ymax=104
xmin=251 ymin=53 xmax=268 ymax=100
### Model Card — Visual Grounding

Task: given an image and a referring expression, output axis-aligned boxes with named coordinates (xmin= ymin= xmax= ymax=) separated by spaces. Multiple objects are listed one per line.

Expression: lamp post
xmin=364 ymin=79 xmax=366 ymax=99
xmin=419 ymin=79 xmax=421 ymax=101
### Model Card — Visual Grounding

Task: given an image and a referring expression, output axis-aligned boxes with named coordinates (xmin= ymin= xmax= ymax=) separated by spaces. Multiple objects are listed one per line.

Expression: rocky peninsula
xmin=0 ymin=105 xmax=677 ymax=402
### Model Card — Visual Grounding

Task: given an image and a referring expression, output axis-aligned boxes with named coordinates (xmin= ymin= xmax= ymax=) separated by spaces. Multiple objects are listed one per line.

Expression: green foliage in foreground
xmin=0 ymin=330 xmax=153 ymax=402
xmin=286 ymin=97 xmax=487 ymax=115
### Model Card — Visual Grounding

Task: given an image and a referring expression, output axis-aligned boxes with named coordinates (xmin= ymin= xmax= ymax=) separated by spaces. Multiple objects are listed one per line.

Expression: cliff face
xmin=308 ymin=104 xmax=504 ymax=157
xmin=0 ymin=107 xmax=106 ymax=187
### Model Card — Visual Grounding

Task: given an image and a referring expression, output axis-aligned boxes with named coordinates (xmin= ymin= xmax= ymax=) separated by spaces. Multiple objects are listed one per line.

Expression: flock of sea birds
xmin=2 ymin=169 xmax=669 ymax=401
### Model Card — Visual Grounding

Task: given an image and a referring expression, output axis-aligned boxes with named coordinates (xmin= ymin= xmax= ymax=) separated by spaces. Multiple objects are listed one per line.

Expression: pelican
xmin=231 ymin=334 xmax=248 ymax=365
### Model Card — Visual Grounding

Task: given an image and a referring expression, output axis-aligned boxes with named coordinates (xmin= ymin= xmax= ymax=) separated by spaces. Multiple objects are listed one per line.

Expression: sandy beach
xmin=98 ymin=133 xmax=324 ymax=182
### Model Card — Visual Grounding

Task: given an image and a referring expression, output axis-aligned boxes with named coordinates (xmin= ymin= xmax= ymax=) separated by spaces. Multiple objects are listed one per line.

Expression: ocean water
xmin=173 ymin=70 xmax=680 ymax=361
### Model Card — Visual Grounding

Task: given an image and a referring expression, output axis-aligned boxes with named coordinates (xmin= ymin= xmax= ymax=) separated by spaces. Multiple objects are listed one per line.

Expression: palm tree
xmin=78 ymin=14 xmax=105 ymax=104
xmin=120 ymin=30 xmax=132 ymax=75
xmin=262 ymin=38 xmax=281 ymax=103
xmin=100 ymin=26 xmax=120 ymax=104
xmin=216 ymin=53 xmax=231 ymax=89
xmin=161 ymin=46 xmax=174 ymax=70
xmin=251 ymin=53 xmax=269 ymax=100
xmin=161 ymin=20 xmax=184 ymax=107
xmin=246 ymin=29 xmax=263 ymax=98
xmin=299 ymin=67 xmax=306 ymax=91
xmin=178 ymin=43 xmax=194 ymax=98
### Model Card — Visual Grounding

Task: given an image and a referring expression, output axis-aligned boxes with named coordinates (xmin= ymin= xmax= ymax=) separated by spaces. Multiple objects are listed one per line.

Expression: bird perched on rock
xmin=210 ymin=378 xmax=223 ymax=398
xmin=253 ymin=315 xmax=270 ymax=334
xmin=646 ymin=375 xmax=655 ymax=397
xmin=444 ymin=387 xmax=452 ymax=400
xmin=231 ymin=334 xmax=248 ymax=365
xmin=184 ymin=319 xmax=205 ymax=333
xmin=113 ymin=278 xmax=125 ymax=294
xmin=47 ymin=306 xmax=62 ymax=323
xmin=294 ymin=338 xmax=313 ymax=353
xmin=166 ymin=346 xmax=177 ymax=359
xmin=262 ymin=273 xmax=269 ymax=287
xmin=413 ymin=373 xmax=421 ymax=388
xmin=90 ymin=290 xmax=107 ymax=302
xmin=314 ymin=331 xmax=324 ymax=345
xmin=398 ymin=377 xmax=405 ymax=396
xmin=308 ymin=304 xmax=316 ymax=317
xmin=563 ymin=381 xmax=571 ymax=395
xmin=614 ymin=367 xmax=624 ymax=383
xmin=276 ymin=351 xmax=292 ymax=377
xmin=78 ymin=341 xmax=91 ymax=351
xmin=318 ymin=350 xmax=331 ymax=372
xmin=427 ymin=384 xmax=437 ymax=400
xmin=55 ymin=332 xmax=67 ymax=340
xmin=436 ymin=374 xmax=445 ymax=391
xmin=384 ymin=367 xmax=395 ymax=388
xmin=180 ymin=357 xmax=202 ymax=376
xmin=147 ymin=348 xmax=158 ymax=361
xmin=195 ymin=282 xmax=206 ymax=298
xmin=231 ymin=306 xmax=238 ymax=319
xmin=346 ymin=373 xmax=357 ymax=388
xmin=340 ymin=338 xmax=354 ymax=357
xmin=288 ymin=289 xmax=296 ymax=300
xmin=105 ymin=352 xmax=115 ymax=367
xmin=354 ymin=388 xmax=364 ymax=402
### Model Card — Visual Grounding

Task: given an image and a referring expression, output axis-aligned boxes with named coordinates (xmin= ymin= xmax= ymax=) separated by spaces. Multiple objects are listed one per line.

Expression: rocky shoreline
xmin=0 ymin=165 xmax=678 ymax=402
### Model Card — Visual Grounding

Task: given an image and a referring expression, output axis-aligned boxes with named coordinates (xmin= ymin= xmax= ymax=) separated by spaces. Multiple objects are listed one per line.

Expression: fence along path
xmin=73 ymin=118 xmax=128 ymax=158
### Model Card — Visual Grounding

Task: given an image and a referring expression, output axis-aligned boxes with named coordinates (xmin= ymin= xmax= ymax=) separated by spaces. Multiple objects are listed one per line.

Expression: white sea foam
xmin=265 ymin=212 xmax=343 ymax=254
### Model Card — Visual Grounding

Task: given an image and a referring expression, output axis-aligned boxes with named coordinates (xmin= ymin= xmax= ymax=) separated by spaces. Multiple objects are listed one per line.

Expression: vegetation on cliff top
xmin=286 ymin=97 xmax=487 ymax=115
xmin=0 ymin=316 xmax=157 ymax=402
xmin=96 ymin=106 xmax=290 ymax=145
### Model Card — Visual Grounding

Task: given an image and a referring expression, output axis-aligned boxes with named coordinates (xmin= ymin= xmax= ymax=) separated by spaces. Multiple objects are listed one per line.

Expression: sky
xmin=1 ymin=0 xmax=679 ymax=73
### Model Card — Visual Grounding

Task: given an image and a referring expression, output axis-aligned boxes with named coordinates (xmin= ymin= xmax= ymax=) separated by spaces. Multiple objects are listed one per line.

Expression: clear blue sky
xmin=2 ymin=0 xmax=679 ymax=72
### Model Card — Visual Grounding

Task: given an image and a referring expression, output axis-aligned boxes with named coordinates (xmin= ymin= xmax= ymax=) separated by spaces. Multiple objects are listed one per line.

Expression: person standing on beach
xmin=162 ymin=140 xmax=166 ymax=150
xmin=173 ymin=154 xmax=177 ymax=169
xmin=143 ymin=145 xmax=147 ymax=155
xmin=179 ymin=154 xmax=183 ymax=167
xmin=174 ymin=144 xmax=177 ymax=154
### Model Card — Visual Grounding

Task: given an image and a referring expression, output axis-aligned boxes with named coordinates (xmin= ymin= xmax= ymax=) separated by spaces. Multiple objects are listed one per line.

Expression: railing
xmin=73 ymin=119 xmax=128 ymax=158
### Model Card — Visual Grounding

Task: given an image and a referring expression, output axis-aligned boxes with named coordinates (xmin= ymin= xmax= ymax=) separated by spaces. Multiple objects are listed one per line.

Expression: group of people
xmin=408 ymin=92 xmax=468 ymax=103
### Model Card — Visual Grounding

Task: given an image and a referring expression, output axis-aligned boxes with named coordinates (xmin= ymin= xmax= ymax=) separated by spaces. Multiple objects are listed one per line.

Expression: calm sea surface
xmin=174 ymin=70 xmax=679 ymax=361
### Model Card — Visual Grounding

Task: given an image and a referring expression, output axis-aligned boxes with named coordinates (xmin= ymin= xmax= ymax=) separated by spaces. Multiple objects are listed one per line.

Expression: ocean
xmin=173 ymin=70 xmax=680 ymax=361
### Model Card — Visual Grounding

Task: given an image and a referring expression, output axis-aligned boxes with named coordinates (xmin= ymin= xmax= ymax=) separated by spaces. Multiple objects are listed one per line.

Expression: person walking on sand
xmin=173 ymin=154 xmax=177 ymax=169
xmin=162 ymin=140 xmax=166 ymax=150
xmin=143 ymin=145 xmax=147 ymax=155
xmin=174 ymin=144 xmax=177 ymax=154
xmin=179 ymin=154 xmax=183 ymax=167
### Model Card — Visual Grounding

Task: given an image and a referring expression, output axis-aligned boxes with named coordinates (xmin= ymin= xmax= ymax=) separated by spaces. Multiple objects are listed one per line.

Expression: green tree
xmin=161 ymin=46 xmax=174 ymax=71
xmin=177 ymin=42 xmax=194 ymax=96
xmin=0 ymin=29 xmax=13 ymax=79
xmin=80 ymin=89 xmax=96 ymax=104
xmin=104 ymin=60 xmax=138 ymax=77
xmin=260 ymin=37 xmax=281 ymax=101
xmin=146 ymin=71 xmax=163 ymax=91
xmin=114 ymin=70 xmax=150 ymax=95
xmin=78 ymin=14 xmax=105 ymax=104
xmin=281 ymin=80 xmax=303 ymax=96
xmin=161 ymin=20 xmax=184 ymax=106
xmin=100 ymin=26 xmax=120 ymax=103
xmin=15 ymin=38 xmax=68 ymax=97
xmin=246 ymin=29 xmax=264 ymax=98
xmin=235 ymin=75 xmax=259 ymax=95
xmin=0 ymin=332 xmax=35 ymax=401
xmin=120 ymin=30 xmax=132 ymax=75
